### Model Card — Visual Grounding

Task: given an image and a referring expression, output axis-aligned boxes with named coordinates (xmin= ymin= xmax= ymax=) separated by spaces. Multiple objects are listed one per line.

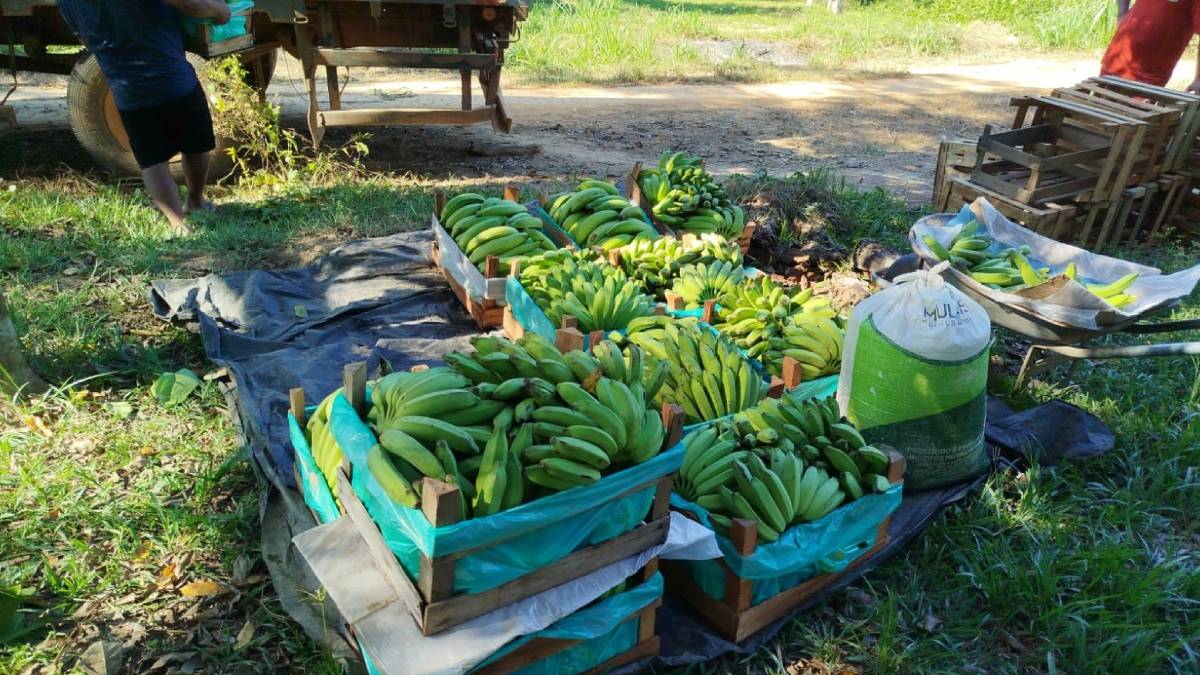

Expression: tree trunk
xmin=0 ymin=285 xmax=47 ymax=396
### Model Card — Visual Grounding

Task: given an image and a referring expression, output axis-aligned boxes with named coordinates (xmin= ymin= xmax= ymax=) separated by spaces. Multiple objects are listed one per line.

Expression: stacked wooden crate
xmin=934 ymin=76 xmax=1200 ymax=248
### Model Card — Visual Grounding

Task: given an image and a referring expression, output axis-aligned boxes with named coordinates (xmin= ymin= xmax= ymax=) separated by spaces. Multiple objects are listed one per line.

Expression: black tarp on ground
xmin=150 ymin=231 xmax=1114 ymax=669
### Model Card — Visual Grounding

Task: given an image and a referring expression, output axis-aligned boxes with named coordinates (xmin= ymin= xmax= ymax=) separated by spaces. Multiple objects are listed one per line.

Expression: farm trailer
xmin=0 ymin=0 xmax=528 ymax=176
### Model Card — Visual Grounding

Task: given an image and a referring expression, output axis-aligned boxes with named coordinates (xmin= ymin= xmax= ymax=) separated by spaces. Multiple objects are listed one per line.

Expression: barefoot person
xmin=58 ymin=0 xmax=232 ymax=233
xmin=1103 ymin=0 xmax=1200 ymax=92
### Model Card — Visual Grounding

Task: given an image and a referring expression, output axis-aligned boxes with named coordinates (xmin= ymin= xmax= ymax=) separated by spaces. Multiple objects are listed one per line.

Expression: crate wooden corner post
xmin=664 ymin=451 xmax=904 ymax=643
xmin=737 ymin=220 xmax=756 ymax=254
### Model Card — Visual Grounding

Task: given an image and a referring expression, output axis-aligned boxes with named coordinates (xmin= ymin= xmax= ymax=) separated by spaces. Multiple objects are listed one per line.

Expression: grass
xmin=2 ymin=159 xmax=1199 ymax=673
xmin=508 ymin=0 xmax=1116 ymax=84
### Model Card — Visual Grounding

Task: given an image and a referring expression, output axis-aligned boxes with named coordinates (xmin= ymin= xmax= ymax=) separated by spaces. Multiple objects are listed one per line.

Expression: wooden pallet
xmin=332 ymin=359 xmax=685 ymax=637
xmin=663 ymin=450 xmax=906 ymax=643
xmin=943 ymin=176 xmax=1077 ymax=239
xmin=474 ymin=561 xmax=663 ymax=675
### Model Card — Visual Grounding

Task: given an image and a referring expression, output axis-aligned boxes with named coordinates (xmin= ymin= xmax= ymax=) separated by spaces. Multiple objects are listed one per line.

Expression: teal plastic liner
xmin=289 ymin=408 xmax=341 ymax=524
xmin=180 ymin=0 xmax=253 ymax=41
xmin=470 ymin=573 xmax=663 ymax=674
xmin=328 ymin=393 xmax=685 ymax=594
xmin=670 ymin=485 xmax=901 ymax=605
xmin=670 ymin=374 xmax=898 ymax=605
xmin=504 ymin=276 xmax=636 ymax=349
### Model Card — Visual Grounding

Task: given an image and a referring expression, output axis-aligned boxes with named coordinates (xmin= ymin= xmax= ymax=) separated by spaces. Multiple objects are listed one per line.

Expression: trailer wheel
xmin=67 ymin=53 xmax=233 ymax=181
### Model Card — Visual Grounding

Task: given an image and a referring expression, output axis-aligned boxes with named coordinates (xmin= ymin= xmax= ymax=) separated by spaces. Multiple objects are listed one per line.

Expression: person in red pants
xmin=1102 ymin=0 xmax=1200 ymax=91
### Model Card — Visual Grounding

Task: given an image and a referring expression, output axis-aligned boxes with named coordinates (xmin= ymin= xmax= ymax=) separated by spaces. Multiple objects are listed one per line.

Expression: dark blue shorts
xmin=117 ymin=84 xmax=216 ymax=169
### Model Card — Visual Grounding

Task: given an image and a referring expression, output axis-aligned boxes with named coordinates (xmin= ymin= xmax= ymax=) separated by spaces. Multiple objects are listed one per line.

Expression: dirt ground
xmin=1 ymin=56 xmax=1107 ymax=202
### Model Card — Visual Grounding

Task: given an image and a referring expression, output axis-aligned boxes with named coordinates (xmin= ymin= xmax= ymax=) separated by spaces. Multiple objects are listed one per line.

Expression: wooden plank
xmin=781 ymin=357 xmax=803 ymax=390
xmin=335 ymin=469 xmax=426 ymax=629
xmin=421 ymin=515 xmax=671 ymax=634
xmin=343 ymin=362 xmax=367 ymax=417
xmin=314 ymin=48 xmax=500 ymax=69
xmin=583 ymin=634 xmax=661 ymax=675
xmin=289 ymin=387 xmax=307 ymax=426
xmin=320 ymin=106 xmax=496 ymax=128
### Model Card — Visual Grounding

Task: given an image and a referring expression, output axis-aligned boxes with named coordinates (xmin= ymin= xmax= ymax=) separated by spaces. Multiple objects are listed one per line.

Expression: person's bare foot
xmin=183 ymin=199 xmax=215 ymax=216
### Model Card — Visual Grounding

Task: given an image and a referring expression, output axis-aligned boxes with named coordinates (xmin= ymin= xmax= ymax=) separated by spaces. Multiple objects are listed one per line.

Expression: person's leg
xmin=141 ymin=161 xmax=189 ymax=234
xmin=181 ymin=150 xmax=212 ymax=213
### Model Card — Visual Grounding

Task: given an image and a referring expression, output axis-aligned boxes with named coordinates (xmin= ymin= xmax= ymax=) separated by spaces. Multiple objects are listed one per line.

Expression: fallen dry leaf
xmin=922 ymin=611 xmax=943 ymax=633
xmin=156 ymin=564 xmax=178 ymax=586
xmin=23 ymin=415 xmax=52 ymax=438
xmin=230 ymin=555 xmax=253 ymax=586
xmin=178 ymin=580 xmax=224 ymax=598
xmin=232 ymin=620 xmax=255 ymax=650
xmin=78 ymin=640 xmax=125 ymax=675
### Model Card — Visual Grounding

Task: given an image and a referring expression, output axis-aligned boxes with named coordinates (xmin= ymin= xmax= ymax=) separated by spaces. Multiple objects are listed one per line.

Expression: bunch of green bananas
xmin=637 ymin=151 xmax=745 ymax=238
xmin=925 ymin=220 xmax=1138 ymax=308
xmin=364 ymin=333 xmax=666 ymax=519
xmin=440 ymin=193 xmax=558 ymax=271
xmin=518 ymin=249 xmax=656 ymax=332
xmin=669 ymin=261 xmax=745 ymax=309
xmin=623 ymin=316 xmax=765 ymax=424
xmin=547 ymin=179 xmax=658 ymax=250
xmin=617 ymin=233 xmax=744 ymax=298
xmin=676 ymin=393 xmax=893 ymax=542
xmin=306 ymin=388 xmax=345 ymax=503
xmin=712 ymin=275 xmax=843 ymax=379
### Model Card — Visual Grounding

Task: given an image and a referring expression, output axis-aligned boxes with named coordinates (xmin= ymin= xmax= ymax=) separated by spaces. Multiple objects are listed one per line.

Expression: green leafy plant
xmin=203 ymin=57 xmax=369 ymax=188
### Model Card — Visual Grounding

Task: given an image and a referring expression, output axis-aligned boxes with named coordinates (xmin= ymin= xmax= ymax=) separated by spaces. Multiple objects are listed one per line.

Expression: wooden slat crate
xmin=1088 ymin=76 xmax=1200 ymax=173
xmin=972 ymin=95 xmax=1149 ymax=204
xmin=431 ymin=188 xmax=575 ymax=329
xmin=933 ymin=140 xmax=996 ymax=211
xmin=332 ymin=359 xmax=686 ymax=637
xmin=473 ymin=562 xmax=663 ymax=675
xmin=663 ymin=450 xmax=906 ymax=644
xmin=1052 ymin=81 xmax=1183 ymax=185
xmin=1076 ymin=173 xmax=1189 ymax=248
xmin=943 ymin=176 xmax=1077 ymax=239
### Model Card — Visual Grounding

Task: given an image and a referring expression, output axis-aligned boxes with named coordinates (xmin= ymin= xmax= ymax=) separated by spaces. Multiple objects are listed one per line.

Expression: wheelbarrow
xmin=910 ymin=207 xmax=1200 ymax=391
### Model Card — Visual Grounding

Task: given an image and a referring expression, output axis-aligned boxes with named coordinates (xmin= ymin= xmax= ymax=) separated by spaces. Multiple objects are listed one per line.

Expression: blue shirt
xmin=59 ymin=0 xmax=199 ymax=111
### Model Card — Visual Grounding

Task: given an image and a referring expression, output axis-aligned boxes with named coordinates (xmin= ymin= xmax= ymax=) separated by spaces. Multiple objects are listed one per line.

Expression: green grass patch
xmin=508 ymin=0 xmax=1114 ymax=84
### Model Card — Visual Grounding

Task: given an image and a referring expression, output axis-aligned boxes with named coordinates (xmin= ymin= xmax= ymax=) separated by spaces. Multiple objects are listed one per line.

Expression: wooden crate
xmin=663 ymin=450 xmax=906 ymax=644
xmin=933 ymin=140 xmax=992 ymax=211
xmin=432 ymin=188 xmax=574 ymax=329
xmin=943 ymin=176 xmax=1077 ymax=239
xmin=1088 ymin=76 xmax=1200 ymax=173
xmin=1075 ymin=173 xmax=1190 ymax=248
xmin=333 ymin=359 xmax=686 ymax=636
xmin=473 ymin=561 xmax=663 ymax=675
xmin=972 ymin=95 xmax=1148 ymax=205
xmin=625 ymin=162 xmax=757 ymax=254
xmin=1052 ymin=81 xmax=1183 ymax=185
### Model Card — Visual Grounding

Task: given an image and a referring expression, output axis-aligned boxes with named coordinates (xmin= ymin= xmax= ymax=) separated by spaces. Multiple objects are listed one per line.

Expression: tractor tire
xmin=67 ymin=53 xmax=234 ymax=181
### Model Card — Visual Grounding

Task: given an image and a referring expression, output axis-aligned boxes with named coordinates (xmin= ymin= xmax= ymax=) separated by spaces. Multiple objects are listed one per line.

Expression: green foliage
xmin=203 ymin=57 xmax=370 ymax=188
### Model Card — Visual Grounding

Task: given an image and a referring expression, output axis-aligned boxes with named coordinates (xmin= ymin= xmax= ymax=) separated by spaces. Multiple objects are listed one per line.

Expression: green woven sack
xmin=837 ymin=264 xmax=991 ymax=490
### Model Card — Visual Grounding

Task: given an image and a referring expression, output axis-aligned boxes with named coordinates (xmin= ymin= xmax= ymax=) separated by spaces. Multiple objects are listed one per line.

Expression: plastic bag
xmin=911 ymin=199 xmax=1200 ymax=330
xmin=328 ymin=394 xmax=684 ymax=594
xmin=837 ymin=264 xmax=991 ymax=490
xmin=469 ymin=573 xmax=663 ymax=674
xmin=289 ymin=409 xmax=341 ymax=524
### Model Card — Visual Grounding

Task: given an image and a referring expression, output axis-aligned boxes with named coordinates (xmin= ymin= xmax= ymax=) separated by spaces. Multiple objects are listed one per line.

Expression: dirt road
xmin=1 ymin=56 xmax=1108 ymax=201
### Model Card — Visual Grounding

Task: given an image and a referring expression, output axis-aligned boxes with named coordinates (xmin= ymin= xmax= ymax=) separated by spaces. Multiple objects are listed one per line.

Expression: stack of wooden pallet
xmin=934 ymin=76 xmax=1200 ymax=248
